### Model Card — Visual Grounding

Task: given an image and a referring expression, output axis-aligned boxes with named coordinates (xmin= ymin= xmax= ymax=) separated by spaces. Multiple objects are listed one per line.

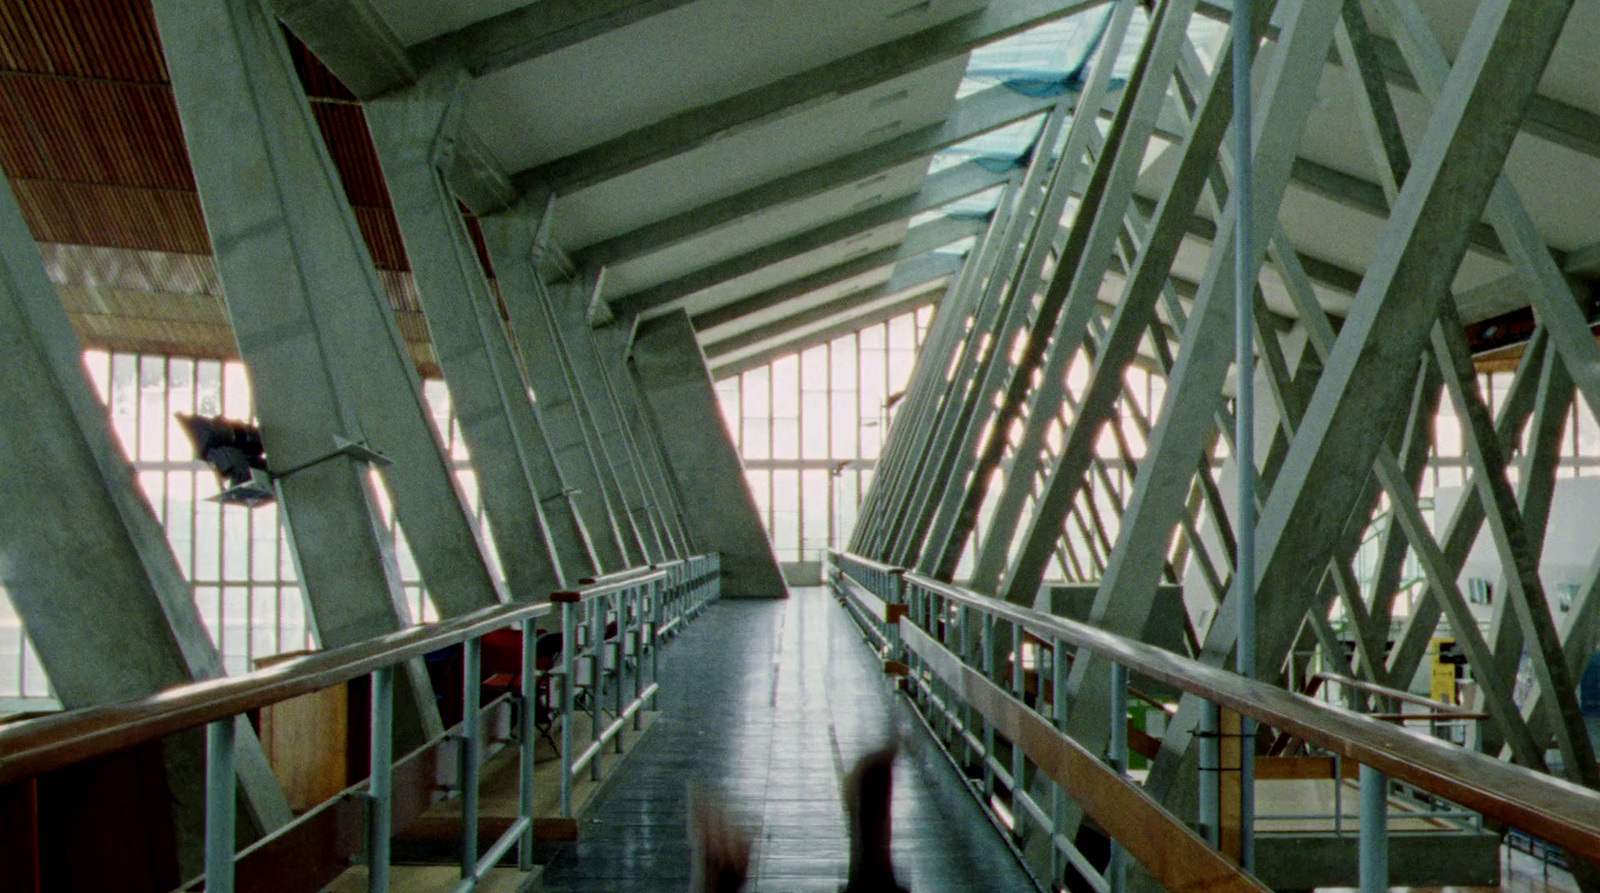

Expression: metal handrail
xmin=3 ymin=552 xmax=722 ymax=893
xmin=1311 ymin=671 xmax=1483 ymax=717
xmin=0 ymin=598 xmax=550 ymax=786
xmin=884 ymin=565 xmax=1600 ymax=863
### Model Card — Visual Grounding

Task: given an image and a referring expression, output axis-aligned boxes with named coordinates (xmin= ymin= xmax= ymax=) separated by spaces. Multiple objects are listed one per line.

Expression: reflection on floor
xmin=535 ymin=585 xmax=1035 ymax=892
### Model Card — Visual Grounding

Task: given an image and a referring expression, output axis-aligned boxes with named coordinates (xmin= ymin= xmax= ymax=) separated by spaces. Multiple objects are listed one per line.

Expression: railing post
xmin=561 ymin=599 xmax=577 ymax=818
xmin=1051 ymin=637 xmax=1067 ymax=884
xmin=981 ymin=612 xmax=996 ymax=799
xmin=1011 ymin=619 xmax=1027 ymax=842
xmin=631 ymin=589 xmax=644 ymax=731
xmin=614 ymin=592 xmax=625 ymax=753
xmin=1360 ymin=764 xmax=1388 ymax=893
xmin=888 ymin=568 xmax=906 ymax=662
xmin=651 ymin=578 xmax=663 ymax=709
xmin=205 ymin=718 xmax=237 ymax=893
xmin=368 ymin=665 xmax=394 ymax=892
xmin=1109 ymin=662 xmax=1128 ymax=893
xmin=460 ymin=635 xmax=482 ymax=877
xmin=591 ymin=598 xmax=604 ymax=780
xmin=1200 ymin=699 xmax=1220 ymax=847
xmin=518 ymin=620 xmax=536 ymax=871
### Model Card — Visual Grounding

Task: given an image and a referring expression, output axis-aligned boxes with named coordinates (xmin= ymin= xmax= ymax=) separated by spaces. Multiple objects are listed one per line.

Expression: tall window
xmin=0 ymin=351 xmax=484 ymax=700
xmin=715 ymin=307 xmax=934 ymax=563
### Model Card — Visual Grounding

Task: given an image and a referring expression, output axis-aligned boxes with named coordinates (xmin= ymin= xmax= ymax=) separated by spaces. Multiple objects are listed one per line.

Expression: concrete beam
xmin=607 ymin=161 xmax=1006 ymax=319
xmin=688 ymin=220 xmax=977 ymax=330
xmin=156 ymin=0 xmax=485 ymax=748
xmin=0 ymin=166 xmax=291 ymax=872
xmin=479 ymin=207 xmax=637 ymax=572
xmin=573 ymin=84 xmax=1067 ymax=269
xmin=710 ymin=291 xmax=941 ymax=379
xmin=366 ymin=74 xmax=593 ymax=594
xmin=704 ymin=282 xmax=948 ymax=359
xmin=512 ymin=0 xmax=1107 ymax=195
xmin=411 ymin=0 xmax=705 ymax=78
xmin=629 ymin=311 xmax=788 ymax=596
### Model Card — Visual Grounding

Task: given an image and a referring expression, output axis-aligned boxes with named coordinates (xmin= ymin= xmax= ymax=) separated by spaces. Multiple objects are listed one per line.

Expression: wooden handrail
xmin=902 ymin=621 xmax=1268 ymax=892
xmin=891 ymin=565 xmax=1600 ymax=863
xmin=0 ymin=559 xmax=704 ymax=787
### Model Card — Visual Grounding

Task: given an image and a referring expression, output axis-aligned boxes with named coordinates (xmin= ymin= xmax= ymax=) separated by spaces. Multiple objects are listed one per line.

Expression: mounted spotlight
xmin=176 ymin=413 xmax=275 ymax=507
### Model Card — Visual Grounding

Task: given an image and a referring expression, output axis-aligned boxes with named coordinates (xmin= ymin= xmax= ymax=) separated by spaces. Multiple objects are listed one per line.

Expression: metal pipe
xmin=1052 ymin=636 xmax=1068 ymax=884
xmin=1360 ymin=764 xmax=1389 ymax=893
xmin=449 ymin=816 xmax=533 ymax=893
xmin=561 ymin=602 xmax=576 ymax=817
xmin=460 ymin=636 xmax=482 ymax=876
xmin=518 ymin=621 xmax=536 ymax=871
xmin=1200 ymin=700 xmax=1220 ymax=847
xmin=368 ymin=666 xmax=394 ymax=892
xmin=1109 ymin=662 xmax=1128 ymax=893
xmin=1232 ymin=0 xmax=1258 ymax=871
xmin=205 ymin=718 xmax=237 ymax=893
xmin=591 ymin=601 xmax=604 ymax=780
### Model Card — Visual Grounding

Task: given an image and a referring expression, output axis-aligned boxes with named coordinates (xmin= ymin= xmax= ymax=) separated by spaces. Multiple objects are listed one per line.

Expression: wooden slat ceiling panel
xmin=0 ymin=0 xmax=421 ymax=274
xmin=0 ymin=0 xmax=167 ymax=81
xmin=12 ymin=180 xmax=208 ymax=253
xmin=4 ymin=75 xmax=192 ymax=188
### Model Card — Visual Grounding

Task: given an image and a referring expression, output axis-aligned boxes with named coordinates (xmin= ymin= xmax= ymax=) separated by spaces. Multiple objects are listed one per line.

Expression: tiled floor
xmin=536 ymin=586 xmax=1036 ymax=892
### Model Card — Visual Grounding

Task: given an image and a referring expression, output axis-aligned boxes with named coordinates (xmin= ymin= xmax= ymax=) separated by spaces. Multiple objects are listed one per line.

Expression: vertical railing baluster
xmin=1011 ymin=620 xmax=1026 ymax=841
xmin=1051 ymin=637 xmax=1067 ymax=884
xmin=981 ymin=612 xmax=995 ymax=799
xmin=205 ymin=719 xmax=237 ymax=893
xmin=1109 ymin=662 xmax=1128 ymax=893
xmin=460 ymin=635 xmax=482 ymax=877
xmin=368 ymin=666 xmax=394 ymax=893
xmin=561 ymin=599 xmax=577 ymax=817
xmin=1360 ymin=764 xmax=1389 ymax=893
xmin=591 ymin=599 xmax=604 ymax=780
xmin=518 ymin=620 xmax=536 ymax=871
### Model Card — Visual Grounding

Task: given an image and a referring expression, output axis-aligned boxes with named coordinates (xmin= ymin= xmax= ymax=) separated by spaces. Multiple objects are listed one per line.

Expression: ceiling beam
xmin=512 ymin=0 xmax=1109 ymax=196
xmin=690 ymin=223 xmax=975 ymax=330
xmin=710 ymin=291 xmax=942 ymax=379
xmin=411 ymin=0 xmax=705 ymax=78
xmin=704 ymin=282 xmax=949 ymax=359
xmin=573 ymin=83 xmax=1067 ymax=268
xmin=607 ymin=161 xmax=1006 ymax=318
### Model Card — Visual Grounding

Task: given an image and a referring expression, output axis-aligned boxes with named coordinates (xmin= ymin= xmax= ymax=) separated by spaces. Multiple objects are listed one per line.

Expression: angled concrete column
xmin=0 ymin=171 xmax=290 ymax=871
xmin=366 ymin=72 xmax=592 ymax=595
xmin=629 ymin=311 xmax=787 ymax=597
xmin=152 ymin=0 xmax=493 ymax=741
xmin=549 ymin=277 xmax=669 ymax=563
xmin=590 ymin=321 xmax=697 ymax=558
xmin=478 ymin=206 xmax=635 ymax=572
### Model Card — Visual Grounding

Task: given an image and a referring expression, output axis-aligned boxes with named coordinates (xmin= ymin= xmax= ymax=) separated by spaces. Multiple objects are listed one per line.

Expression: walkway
xmin=536 ymin=586 xmax=1036 ymax=892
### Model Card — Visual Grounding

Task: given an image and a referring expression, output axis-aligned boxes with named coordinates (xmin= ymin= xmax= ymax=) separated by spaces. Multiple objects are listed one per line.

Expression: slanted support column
xmin=589 ymin=320 xmax=697 ymax=559
xmin=550 ymin=273 xmax=670 ymax=563
xmin=0 ymin=169 xmax=291 ymax=875
xmin=478 ymin=205 xmax=634 ymax=572
xmin=365 ymin=71 xmax=593 ymax=594
xmin=629 ymin=310 xmax=787 ymax=597
xmin=152 ymin=0 xmax=495 ymax=741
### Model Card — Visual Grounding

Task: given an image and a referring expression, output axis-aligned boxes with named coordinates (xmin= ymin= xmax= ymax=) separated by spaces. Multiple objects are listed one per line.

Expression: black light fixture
xmin=176 ymin=413 xmax=275 ymax=507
